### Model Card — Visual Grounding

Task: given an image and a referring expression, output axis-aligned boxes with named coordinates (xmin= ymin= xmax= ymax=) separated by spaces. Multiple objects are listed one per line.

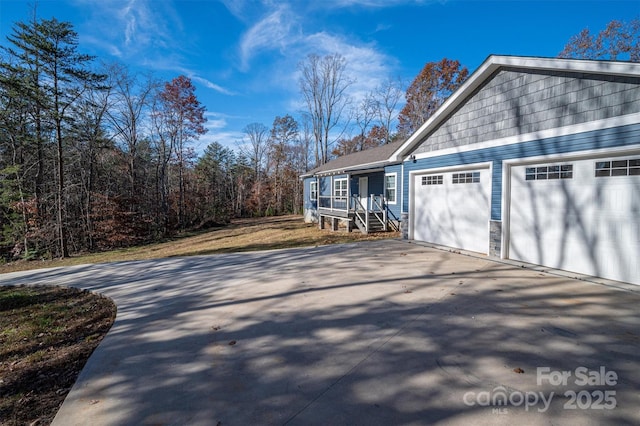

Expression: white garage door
xmin=412 ymin=168 xmax=491 ymax=254
xmin=509 ymin=155 xmax=640 ymax=285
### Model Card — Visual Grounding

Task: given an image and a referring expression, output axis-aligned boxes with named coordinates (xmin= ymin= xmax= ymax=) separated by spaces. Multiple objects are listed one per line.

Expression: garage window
xmin=452 ymin=172 xmax=480 ymax=184
xmin=595 ymin=159 xmax=640 ymax=177
xmin=525 ymin=164 xmax=573 ymax=181
xmin=422 ymin=175 xmax=443 ymax=185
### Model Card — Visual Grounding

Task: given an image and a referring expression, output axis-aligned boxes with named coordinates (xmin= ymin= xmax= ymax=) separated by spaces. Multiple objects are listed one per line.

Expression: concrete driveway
xmin=1 ymin=240 xmax=639 ymax=425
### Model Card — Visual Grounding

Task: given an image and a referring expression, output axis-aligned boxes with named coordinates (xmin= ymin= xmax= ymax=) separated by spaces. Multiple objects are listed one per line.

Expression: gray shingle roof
xmin=301 ymin=140 xmax=404 ymax=177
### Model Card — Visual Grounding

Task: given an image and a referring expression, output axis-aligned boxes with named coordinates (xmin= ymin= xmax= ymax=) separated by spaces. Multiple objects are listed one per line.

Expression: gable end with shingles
xmin=391 ymin=55 xmax=640 ymax=161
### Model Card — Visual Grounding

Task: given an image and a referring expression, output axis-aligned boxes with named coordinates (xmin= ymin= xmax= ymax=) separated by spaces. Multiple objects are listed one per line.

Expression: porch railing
xmin=370 ymin=195 xmax=387 ymax=232
xmin=318 ymin=195 xmax=348 ymax=211
xmin=351 ymin=195 xmax=368 ymax=232
xmin=319 ymin=194 xmax=391 ymax=233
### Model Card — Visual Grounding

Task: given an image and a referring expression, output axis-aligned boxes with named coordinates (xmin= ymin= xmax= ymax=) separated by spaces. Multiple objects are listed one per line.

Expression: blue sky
xmin=1 ymin=0 xmax=638 ymax=152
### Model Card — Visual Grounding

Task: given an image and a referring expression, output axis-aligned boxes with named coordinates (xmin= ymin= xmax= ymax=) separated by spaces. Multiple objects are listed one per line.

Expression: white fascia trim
xmin=408 ymin=161 xmax=492 ymax=176
xmin=501 ymin=140 xmax=640 ymax=167
xmin=492 ymin=55 xmax=640 ymax=77
xmin=412 ymin=111 xmax=640 ymax=162
xmin=389 ymin=55 xmax=640 ymax=162
xmin=351 ymin=167 xmax=384 ymax=176
xmin=400 ymin=162 xmax=405 ymax=214
xmin=501 ymin=161 xmax=511 ymax=260
xmin=316 ymin=160 xmax=390 ymax=176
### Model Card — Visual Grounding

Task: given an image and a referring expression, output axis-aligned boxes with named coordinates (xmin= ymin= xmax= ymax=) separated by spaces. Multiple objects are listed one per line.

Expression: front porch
xmin=318 ymin=194 xmax=396 ymax=234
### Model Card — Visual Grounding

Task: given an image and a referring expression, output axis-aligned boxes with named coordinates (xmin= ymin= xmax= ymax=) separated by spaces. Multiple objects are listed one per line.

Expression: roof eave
xmin=388 ymin=55 xmax=640 ymax=162
xmin=314 ymin=159 xmax=401 ymax=177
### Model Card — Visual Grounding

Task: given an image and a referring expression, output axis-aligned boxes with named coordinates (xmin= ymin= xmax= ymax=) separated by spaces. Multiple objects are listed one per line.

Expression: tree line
xmin=0 ymin=16 xmax=219 ymax=260
xmin=0 ymin=14 xmax=440 ymax=261
xmin=1 ymin=12 xmax=637 ymax=262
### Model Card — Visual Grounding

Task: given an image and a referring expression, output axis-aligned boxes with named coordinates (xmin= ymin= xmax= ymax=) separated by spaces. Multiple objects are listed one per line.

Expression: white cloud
xmin=74 ymin=0 xmax=183 ymax=60
xmin=190 ymin=76 xmax=236 ymax=96
xmin=321 ymin=0 xmax=438 ymax=7
xmin=234 ymin=2 xmax=398 ymax=110
xmin=373 ymin=22 xmax=392 ymax=33
xmin=238 ymin=4 xmax=299 ymax=72
xmin=198 ymin=128 xmax=245 ymax=152
xmin=290 ymin=32 xmax=397 ymax=108
xmin=121 ymin=0 xmax=137 ymax=46
xmin=81 ymin=34 xmax=123 ymax=58
xmin=195 ymin=112 xmax=247 ymax=151
xmin=203 ymin=112 xmax=228 ymax=130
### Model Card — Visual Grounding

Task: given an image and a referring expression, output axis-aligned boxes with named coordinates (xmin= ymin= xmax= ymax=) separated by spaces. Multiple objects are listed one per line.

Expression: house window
xmin=385 ymin=174 xmax=397 ymax=203
xmin=309 ymin=181 xmax=317 ymax=201
xmin=452 ymin=172 xmax=480 ymax=184
xmin=333 ymin=178 xmax=348 ymax=210
xmin=422 ymin=175 xmax=443 ymax=185
xmin=334 ymin=178 xmax=348 ymax=198
xmin=525 ymin=164 xmax=573 ymax=181
xmin=595 ymin=159 xmax=640 ymax=177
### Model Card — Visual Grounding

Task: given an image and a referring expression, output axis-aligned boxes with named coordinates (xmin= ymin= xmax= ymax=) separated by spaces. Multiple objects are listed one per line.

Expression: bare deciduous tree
xmin=104 ymin=63 xmax=157 ymax=203
xmin=375 ymin=77 xmax=404 ymax=143
xmin=241 ymin=122 xmax=269 ymax=214
xmin=352 ymin=93 xmax=377 ymax=152
xmin=242 ymin=122 xmax=269 ymax=179
xmin=298 ymin=53 xmax=353 ymax=165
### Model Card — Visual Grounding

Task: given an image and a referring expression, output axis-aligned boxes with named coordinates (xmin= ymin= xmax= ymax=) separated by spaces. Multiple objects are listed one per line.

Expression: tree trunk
xmin=56 ymin=120 xmax=69 ymax=258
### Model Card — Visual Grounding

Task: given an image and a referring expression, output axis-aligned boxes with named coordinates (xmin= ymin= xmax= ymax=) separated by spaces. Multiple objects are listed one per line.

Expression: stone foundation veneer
xmin=401 ymin=213 xmax=409 ymax=240
xmin=489 ymin=220 xmax=502 ymax=257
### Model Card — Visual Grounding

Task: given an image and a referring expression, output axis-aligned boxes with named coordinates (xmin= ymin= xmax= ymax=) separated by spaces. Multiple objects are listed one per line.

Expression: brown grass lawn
xmin=0 ymin=216 xmax=397 ymax=425
xmin=0 ymin=286 xmax=116 ymax=425
xmin=0 ymin=215 xmax=399 ymax=275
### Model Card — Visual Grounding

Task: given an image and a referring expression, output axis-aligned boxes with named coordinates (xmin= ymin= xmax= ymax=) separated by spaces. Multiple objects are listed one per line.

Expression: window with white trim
xmin=332 ymin=178 xmax=348 ymax=210
xmin=525 ymin=164 xmax=573 ymax=181
xmin=422 ymin=175 xmax=443 ymax=185
xmin=452 ymin=171 xmax=480 ymax=184
xmin=385 ymin=173 xmax=397 ymax=203
xmin=309 ymin=181 xmax=317 ymax=201
xmin=334 ymin=178 xmax=348 ymax=198
xmin=595 ymin=159 xmax=640 ymax=177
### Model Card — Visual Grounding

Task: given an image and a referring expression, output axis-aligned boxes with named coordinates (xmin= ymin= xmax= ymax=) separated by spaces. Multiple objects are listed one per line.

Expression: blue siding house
xmin=301 ymin=141 xmax=403 ymax=233
xmin=303 ymin=55 xmax=640 ymax=285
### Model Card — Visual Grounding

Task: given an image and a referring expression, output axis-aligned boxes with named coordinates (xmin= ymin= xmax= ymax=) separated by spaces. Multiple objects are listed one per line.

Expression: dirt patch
xmin=0 ymin=285 xmax=116 ymax=425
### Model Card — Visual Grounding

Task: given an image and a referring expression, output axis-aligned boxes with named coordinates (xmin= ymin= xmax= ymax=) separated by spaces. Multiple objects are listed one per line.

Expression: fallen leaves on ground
xmin=0 ymin=285 xmax=116 ymax=426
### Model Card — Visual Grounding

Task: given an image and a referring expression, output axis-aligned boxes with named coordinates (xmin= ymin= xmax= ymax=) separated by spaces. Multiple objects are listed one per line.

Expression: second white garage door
xmin=508 ymin=154 xmax=640 ymax=285
xmin=412 ymin=167 xmax=491 ymax=254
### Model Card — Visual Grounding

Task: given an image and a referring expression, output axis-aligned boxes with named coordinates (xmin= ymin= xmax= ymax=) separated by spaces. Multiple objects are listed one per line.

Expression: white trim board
xmin=410 ymin=112 xmax=640 ymax=162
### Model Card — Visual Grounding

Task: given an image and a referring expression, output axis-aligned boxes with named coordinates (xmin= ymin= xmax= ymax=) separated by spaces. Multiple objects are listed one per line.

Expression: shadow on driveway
xmin=2 ymin=241 xmax=639 ymax=425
